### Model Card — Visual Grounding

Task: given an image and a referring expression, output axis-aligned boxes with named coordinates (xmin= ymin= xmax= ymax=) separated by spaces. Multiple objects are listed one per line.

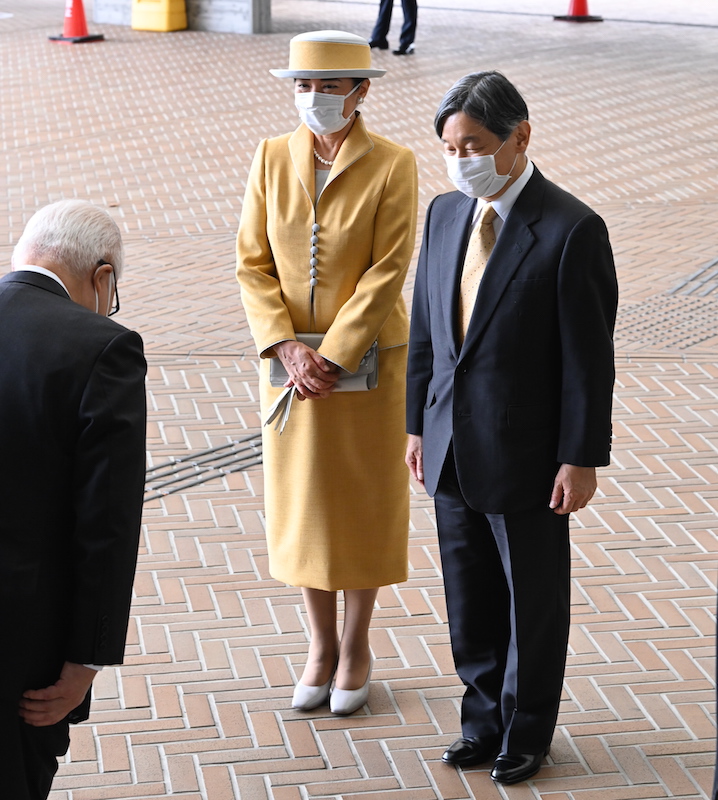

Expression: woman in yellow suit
xmin=237 ymin=30 xmax=418 ymax=715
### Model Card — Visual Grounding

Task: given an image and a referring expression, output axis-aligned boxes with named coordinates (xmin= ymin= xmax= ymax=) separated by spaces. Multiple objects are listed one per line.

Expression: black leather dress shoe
xmin=490 ymin=750 xmax=547 ymax=784
xmin=441 ymin=737 xmax=501 ymax=767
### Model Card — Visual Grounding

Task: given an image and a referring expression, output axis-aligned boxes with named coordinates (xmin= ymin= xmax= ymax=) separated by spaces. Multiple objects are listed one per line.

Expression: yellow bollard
xmin=131 ymin=0 xmax=187 ymax=32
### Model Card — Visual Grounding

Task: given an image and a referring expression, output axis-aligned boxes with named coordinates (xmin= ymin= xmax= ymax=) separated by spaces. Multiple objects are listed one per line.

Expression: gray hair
xmin=434 ymin=71 xmax=529 ymax=141
xmin=12 ymin=200 xmax=124 ymax=279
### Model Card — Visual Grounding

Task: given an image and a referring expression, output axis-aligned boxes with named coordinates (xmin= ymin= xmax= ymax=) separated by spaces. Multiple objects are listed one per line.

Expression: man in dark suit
xmin=368 ymin=0 xmax=417 ymax=55
xmin=0 ymin=200 xmax=147 ymax=799
xmin=406 ymin=72 xmax=617 ymax=784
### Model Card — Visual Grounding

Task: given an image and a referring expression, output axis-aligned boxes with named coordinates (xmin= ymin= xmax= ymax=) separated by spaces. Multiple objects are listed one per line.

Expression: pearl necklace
xmin=313 ymin=148 xmax=335 ymax=166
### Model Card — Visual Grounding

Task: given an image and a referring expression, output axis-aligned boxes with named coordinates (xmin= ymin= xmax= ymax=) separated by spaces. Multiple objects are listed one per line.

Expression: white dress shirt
xmin=14 ymin=264 xmax=71 ymax=297
xmin=472 ymin=158 xmax=535 ymax=238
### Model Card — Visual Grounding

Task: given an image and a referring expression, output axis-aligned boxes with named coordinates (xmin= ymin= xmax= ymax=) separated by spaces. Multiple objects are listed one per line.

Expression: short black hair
xmin=434 ymin=71 xmax=529 ymax=140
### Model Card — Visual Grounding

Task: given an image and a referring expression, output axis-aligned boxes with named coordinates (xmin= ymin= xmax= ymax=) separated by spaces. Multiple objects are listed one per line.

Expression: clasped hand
xmin=19 ymin=661 xmax=96 ymax=727
xmin=274 ymin=340 xmax=340 ymax=399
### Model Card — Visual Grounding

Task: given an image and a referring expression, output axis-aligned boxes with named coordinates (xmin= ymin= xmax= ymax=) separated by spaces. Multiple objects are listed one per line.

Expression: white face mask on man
xmin=444 ymin=138 xmax=517 ymax=199
xmin=295 ymin=82 xmax=362 ymax=136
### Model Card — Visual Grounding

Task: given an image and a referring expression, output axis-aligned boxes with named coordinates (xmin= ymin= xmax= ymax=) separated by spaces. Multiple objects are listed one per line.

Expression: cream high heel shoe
xmin=330 ymin=657 xmax=373 ymax=715
xmin=292 ymin=657 xmax=337 ymax=711
xmin=291 ymin=676 xmax=333 ymax=711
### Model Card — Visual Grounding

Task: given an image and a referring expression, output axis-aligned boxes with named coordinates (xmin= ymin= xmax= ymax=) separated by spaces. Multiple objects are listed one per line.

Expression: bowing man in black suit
xmin=406 ymin=73 xmax=618 ymax=784
xmin=0 ymin=200 xmax=147 ymax=800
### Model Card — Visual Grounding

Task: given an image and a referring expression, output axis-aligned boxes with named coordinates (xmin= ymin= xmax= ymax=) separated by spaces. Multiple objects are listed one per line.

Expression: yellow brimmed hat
xmin=270 ymin=30 xmax=386 ymax=79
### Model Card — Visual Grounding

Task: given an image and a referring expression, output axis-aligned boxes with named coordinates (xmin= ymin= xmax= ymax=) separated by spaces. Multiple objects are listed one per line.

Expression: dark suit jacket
xmin=407 ymin=167 xmax=618 ymax=513
xmin=0 ymin=271 xmax=146 ymax=722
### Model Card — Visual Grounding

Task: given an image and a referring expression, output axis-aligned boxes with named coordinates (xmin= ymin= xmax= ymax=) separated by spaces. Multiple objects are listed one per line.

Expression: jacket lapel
xmin=459 ymin=170 xmax=545 ymax=359
xmin=322 ymin=114 xmax=374 ymax=198
xmin=288 ymin=124 xmax=317 ymax=207
xmin=439 ymin=194 xmax=476 ymax=361
xmin=288 ymin=116 xmax=375 ymax=208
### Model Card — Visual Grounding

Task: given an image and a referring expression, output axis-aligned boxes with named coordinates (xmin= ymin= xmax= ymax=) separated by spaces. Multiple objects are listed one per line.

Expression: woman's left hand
xmin=275 ymin=340 xmax=340 ymax=399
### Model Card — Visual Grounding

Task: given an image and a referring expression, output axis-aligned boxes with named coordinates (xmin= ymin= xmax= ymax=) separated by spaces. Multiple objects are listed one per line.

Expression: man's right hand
xmin=274 ymin=340 xmax=340 ymax=399
xmin=405 ymin=434 xmax=424 ymax=486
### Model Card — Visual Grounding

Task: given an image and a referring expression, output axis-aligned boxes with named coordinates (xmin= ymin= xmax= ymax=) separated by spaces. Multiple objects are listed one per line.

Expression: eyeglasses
xmin=98 ymin=260 xmax=120 ymax=316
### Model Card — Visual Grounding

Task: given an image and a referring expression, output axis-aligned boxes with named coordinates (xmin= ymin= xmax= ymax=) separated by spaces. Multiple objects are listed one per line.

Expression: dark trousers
xmin=434 ymin=447 xmax=570 ymax=754
xmin=370 ymin=0 xmax=418 ymax=50
xmin=1 ymin=701 xmax=69 ymax=800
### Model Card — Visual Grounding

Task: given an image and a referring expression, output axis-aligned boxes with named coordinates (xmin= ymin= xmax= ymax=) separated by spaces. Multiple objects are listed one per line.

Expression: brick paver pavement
xmin=1 ymin=1 xmax=717 ymax=798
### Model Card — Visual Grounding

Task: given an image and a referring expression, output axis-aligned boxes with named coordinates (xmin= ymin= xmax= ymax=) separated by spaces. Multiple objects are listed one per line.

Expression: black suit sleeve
xmin=66 ymin=329 xmax=147 ymax=665
xmin=406 ymin=197 xmax=437 ymax=435
xmin=556 ymin=213 xmax=618 ymax=466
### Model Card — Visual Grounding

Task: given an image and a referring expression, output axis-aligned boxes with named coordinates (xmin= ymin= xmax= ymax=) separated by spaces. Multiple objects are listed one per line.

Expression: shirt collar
xmin=14 ymin=265 xmax=71 ymax=298
xmin=474 ymin=158 xmax=534 ymax=222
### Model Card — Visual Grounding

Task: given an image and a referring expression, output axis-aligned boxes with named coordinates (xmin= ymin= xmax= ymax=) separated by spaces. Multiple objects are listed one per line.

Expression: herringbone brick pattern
xmin=1 ymin=0 xmax=717 ymax=797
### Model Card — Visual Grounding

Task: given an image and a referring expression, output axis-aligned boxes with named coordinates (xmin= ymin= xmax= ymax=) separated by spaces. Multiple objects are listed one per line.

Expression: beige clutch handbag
xmin=269 ymin=333 xmax=378 ymax=391
xmin=265 ymin=334 xmax=379 ymax=434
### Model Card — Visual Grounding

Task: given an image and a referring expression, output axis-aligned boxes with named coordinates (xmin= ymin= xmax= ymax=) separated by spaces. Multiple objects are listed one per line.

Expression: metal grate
xmin=144 ymin=434 xmax=262 ymax=502
xmin=668 ymin=258 xmax=718 ymax=296
xmin=614 ymin=294 xmax=718 ymax=351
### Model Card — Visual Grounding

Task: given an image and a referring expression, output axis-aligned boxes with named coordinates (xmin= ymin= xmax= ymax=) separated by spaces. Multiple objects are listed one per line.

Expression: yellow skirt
xmin=259 ymin=346 xmax=409 ymax=591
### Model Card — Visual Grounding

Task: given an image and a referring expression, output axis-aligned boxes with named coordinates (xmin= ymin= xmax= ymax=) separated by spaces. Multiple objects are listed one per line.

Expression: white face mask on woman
xmin=295 ymin=82 xmax=362 ymax=136
xmin=443 ymin=138 xmax=517 ymax=199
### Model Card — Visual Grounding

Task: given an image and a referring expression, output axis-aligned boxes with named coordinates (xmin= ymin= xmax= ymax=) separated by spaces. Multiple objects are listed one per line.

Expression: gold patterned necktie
xmin=458 ymin=203 xmax=498 ymax=342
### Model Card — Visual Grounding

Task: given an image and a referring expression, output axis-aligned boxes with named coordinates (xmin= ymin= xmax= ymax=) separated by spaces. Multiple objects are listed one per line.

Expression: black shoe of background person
xmin=490 ymin=750 xmax=548 ymax=784
xmin=392 ymin=43 xmax=415 ymax=55
xmin=441 ymin=736 xmax=501 ymax=767
xmin=369 ymin=39 xmax=389 ymax=49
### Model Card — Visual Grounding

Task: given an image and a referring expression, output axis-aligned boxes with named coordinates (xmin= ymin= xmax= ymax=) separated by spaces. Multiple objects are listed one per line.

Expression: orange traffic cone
xmin=554 ymin=0 xmax=603 ymax=22
xmin=49 ymin=0 xmax=104 ymax=43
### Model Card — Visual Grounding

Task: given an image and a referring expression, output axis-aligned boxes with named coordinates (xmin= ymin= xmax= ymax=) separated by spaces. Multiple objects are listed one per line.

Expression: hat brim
xmin=269 ymin=68 xmax=386 ymax=79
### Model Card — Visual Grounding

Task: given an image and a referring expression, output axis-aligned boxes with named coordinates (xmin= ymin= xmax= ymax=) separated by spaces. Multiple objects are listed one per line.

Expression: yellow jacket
xmin=236 ymin=115 xmax=418 ymax=373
